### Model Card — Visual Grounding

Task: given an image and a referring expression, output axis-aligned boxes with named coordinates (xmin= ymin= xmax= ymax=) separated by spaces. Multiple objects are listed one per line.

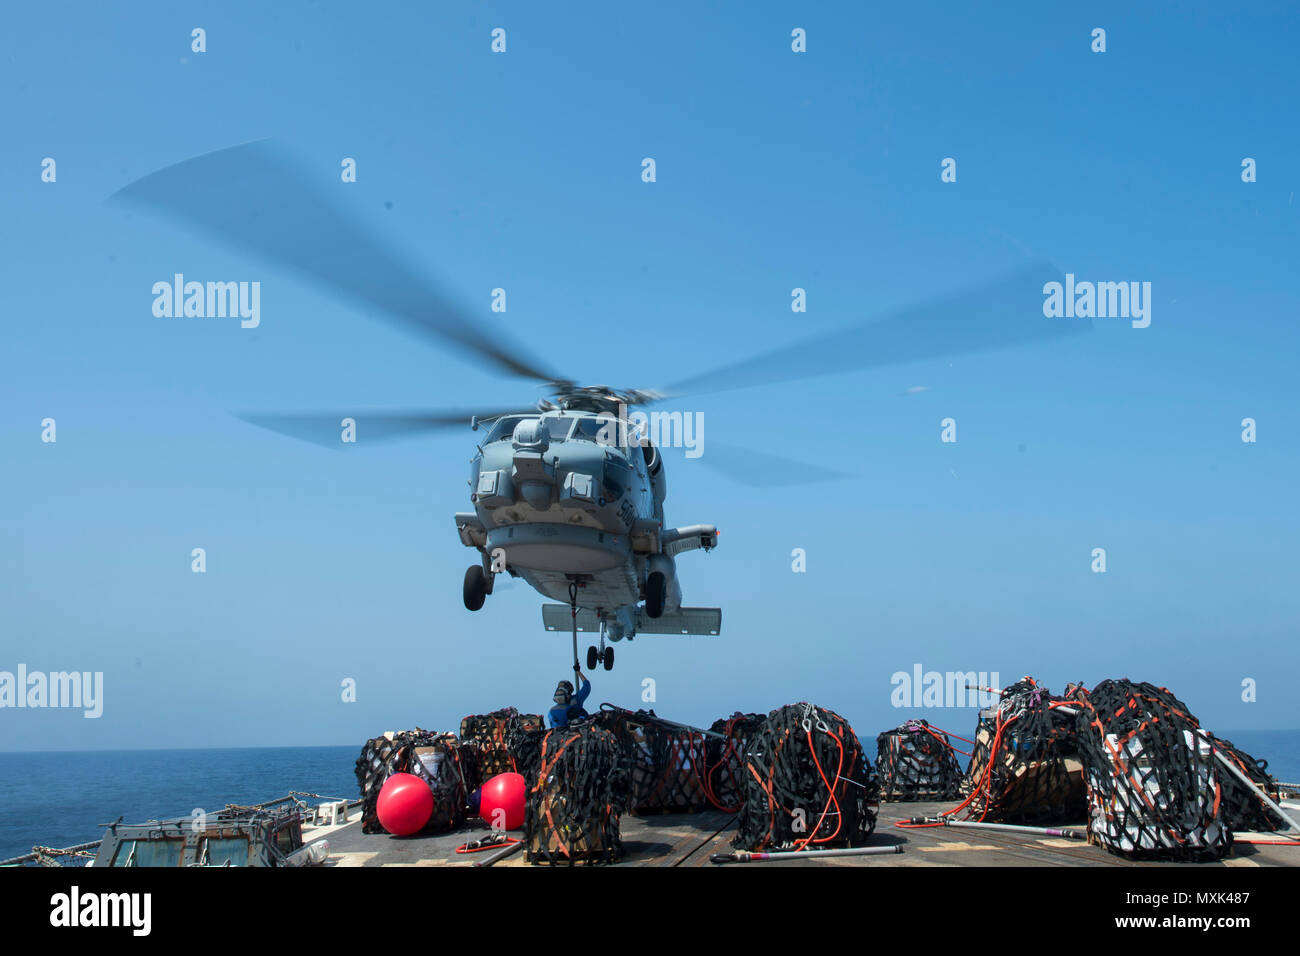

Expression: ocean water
xmin=1207 ymin=730 xmax=1300 ymax=785
xmin=1 ymin=732 xmax=1296 ymax=863
xmin=0 ymin=746 xmax=358 ymax=862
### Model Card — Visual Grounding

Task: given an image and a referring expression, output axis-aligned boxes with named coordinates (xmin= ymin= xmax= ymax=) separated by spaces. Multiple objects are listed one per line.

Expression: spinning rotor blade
xmin=237 ymin=409 xmax=525 ymax=448
xmin=666 ymin=261 xmax=1085 ymax=397
xmin=669 ymin=440 xmax=853 ymax=487
xmin=113 ymin=141 xmax=558 ymax=382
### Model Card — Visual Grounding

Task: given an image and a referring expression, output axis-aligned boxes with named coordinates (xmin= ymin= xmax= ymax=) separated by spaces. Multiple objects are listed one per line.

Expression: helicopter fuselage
xmin=454 ymin=406 xmax=717 ymax=643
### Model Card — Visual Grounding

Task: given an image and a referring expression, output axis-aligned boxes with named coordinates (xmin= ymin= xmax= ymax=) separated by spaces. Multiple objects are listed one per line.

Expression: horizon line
xmin=3 ymin=728 xmax=1300 ymax=757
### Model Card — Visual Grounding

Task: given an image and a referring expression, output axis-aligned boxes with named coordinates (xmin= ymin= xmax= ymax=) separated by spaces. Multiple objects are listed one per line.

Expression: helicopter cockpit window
xmin=571 ymin=416 xmax=643 ymax=447
xmin=484 ymin=417 xmax=527 ymax=443
xmin=572 ymin=417 xmax=613 ymax=444
xmin=541 ymin=416 xmax=573 ymax=441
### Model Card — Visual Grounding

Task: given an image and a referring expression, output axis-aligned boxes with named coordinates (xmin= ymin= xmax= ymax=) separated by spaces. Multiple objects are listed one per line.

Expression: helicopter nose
xmin=511 ymin=420 xmax=556 ymax=510
xmin=518 ymin=481 xmax=552 ymax=510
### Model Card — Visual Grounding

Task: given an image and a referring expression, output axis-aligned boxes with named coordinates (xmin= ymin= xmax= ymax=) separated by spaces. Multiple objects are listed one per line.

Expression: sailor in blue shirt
xmin=548 ymin=671 xmax=591 ymax=728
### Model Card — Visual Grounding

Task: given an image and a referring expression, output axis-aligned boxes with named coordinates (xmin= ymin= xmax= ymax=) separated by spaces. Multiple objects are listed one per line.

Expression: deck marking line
xmin=918 ymin=842 xmax=998 ymax=852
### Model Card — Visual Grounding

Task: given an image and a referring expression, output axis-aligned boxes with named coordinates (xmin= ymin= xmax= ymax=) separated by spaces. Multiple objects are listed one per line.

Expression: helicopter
xmin=455 ymin=382 xmax=722 ymax=672
xmin=112 ymin=141 xmax=1089 ymax=671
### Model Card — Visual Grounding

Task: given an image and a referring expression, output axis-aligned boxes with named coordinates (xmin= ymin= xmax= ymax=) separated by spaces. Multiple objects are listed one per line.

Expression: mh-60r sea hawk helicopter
xmin=113 ymin=141 xmax=1087 ymax=672
xmin=457 ymin=382 xmax=720 ymax=672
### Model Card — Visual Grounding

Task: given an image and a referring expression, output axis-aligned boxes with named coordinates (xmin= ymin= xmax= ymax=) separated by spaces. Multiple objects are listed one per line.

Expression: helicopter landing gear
xmin=587 ymin=623 xmax=614 ymax=671
xmin=645 ymin=571 xmax=666 ymax=619
xmin=463 ymin=563 xmax=492 ymax=611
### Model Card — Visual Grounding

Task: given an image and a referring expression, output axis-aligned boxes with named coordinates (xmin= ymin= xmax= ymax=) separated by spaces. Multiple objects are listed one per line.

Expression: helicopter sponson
xmin=454 ymin=408 xmax=720 ymax=652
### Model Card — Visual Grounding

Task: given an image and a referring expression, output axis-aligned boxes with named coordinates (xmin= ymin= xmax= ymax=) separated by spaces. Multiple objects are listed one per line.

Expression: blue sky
xmin=2 ymin=2 xmax=1298 ymax=752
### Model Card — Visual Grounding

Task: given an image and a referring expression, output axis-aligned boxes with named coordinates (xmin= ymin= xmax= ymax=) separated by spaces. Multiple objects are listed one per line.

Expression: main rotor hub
xmin=543 ymin=381 xmax=662 ymax=414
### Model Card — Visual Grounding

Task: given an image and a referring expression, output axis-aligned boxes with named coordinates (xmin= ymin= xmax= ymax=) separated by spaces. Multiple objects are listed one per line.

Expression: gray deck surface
xmin=309 ymin=800 xmax=1299 ymax=868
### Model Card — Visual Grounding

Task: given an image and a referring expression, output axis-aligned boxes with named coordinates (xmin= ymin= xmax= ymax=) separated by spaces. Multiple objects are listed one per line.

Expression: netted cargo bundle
xmin=356 ymin=735 xmax=400 ymax=808
xmin=1072 ymin=680 xmax=1231 ymax=860
xmin=459 ymin=707 xmax=545 ymax=788
xmin=704 ymin=713 xmax=766 ymax=812
xmin=1207 ymin=734 xmax=1281 ymax=833
xmin=594 ymin=706 xmax=710 ymax=814
xmin=732 ymin=703 xmax=878 ymax=852
xmin=961 ymin=678 xmax=1086 ymax=823
xmin=590 ymin=709 xmax=656 ymax=807
xmin=525 ymin=722 xmax=630 ymax=865
xmin=355 ymin=730 xmax=471 ymax=835
xmin=510 ymin=725 xmax=552 ymax=787
xmin=876 ymin=720 xmax=965 ymax=801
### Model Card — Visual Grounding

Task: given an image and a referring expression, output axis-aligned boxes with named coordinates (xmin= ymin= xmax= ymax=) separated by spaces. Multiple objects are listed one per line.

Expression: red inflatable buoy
xmin=377 ymin=772 xmax=434 ymax=836
xmin=479 ymin=772 xmax=525 ymax=830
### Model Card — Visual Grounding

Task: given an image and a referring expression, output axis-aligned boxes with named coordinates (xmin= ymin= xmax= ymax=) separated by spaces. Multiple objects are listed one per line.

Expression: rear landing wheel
xmin=603 ymin=646 xmax=614 ymax=671
xmin=587 ymin=646 xmax=599 ymax=671
xmin=463 ymin=565 xmax=487 ymax=611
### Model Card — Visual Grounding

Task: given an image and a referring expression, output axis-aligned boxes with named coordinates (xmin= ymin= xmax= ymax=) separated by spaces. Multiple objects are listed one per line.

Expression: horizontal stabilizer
xmin=635 ymin=607 xmax=722 ymax=636
xmin=542 ymin=605 xmax=603 ymax=632
xmin=541 ymin=605 xmax=721 ymax=636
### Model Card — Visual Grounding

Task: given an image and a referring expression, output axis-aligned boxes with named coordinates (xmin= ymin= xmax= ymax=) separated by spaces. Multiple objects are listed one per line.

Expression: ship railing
xmin=0 ymin=840 xmax=103 ymax=868
xmin=2 ymin=792 xmax=365 ymax=867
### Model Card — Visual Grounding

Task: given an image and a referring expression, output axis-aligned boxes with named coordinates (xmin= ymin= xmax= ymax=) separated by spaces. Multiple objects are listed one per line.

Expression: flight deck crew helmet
xmin=554 ymin=680 xmax=574 ymax=705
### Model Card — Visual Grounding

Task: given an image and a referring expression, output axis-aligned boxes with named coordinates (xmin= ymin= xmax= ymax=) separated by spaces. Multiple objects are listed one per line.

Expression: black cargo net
xmin=876 ymin=720 xmax=966 ymax=801
xmin=524 ymin=723 xmax=630 ymax=865
xmin=594 ymin=706 xmax=711 ymax=813
xmin=459 ymin=708 xmax=545 ymax=790
xmin=1208 ymin=734 xmax=1282 ymax=833
xmin=957 ymin=677 xmax=1086 ymax=824
xmin=1071 ymin=680 xmax=1231 ymax=860
xmin=354 ymin=730 xmax=470 ymax=835
xmin=510 ymin=726 xmax=551 ymax=787
xmin=704 ymin=713 xmax=766 ymax=812
xmin=732 ymin=703 xmax=878 ymax=852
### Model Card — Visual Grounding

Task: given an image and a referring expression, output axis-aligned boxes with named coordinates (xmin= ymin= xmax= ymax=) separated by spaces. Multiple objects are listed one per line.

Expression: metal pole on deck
xmin=1196 ymin=731 xmax=1300 ymax=838
xmin=599 ymin=703 xmax=727 ymax=740
xmin=908 ymin=816 xmax=1085 ymax=839
xmin=711 ymin=845 xmax=903 ymax=864
xmin=474 ymin=839 xmax=524 ymax=867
